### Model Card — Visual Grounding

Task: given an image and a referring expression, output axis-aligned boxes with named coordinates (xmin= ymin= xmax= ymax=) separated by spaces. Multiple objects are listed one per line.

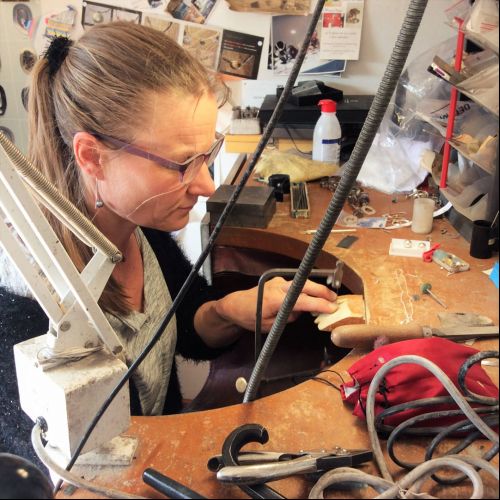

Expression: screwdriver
xmin=420 ymin=282 xmax=447 ymax=309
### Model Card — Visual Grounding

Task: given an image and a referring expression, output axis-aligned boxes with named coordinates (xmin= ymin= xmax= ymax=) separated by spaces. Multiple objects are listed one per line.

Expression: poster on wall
xmin=81 ymin=1 xmax=142 ymax=29
xmin=218 ymin=29 xmax=264 ymax=80
xmin=320 ymin=0 xmax=364 ymax=60
xmin=166 ymin=0 xmax=218 ymax=24
xmin=269 ymin=14 xmax=346 ymax=76
xmin=225 ymin=0 xmax=310 ymax=15
xmin=143 ymin=14 xmax=182 ymax=42
xmin=182 ymin=24 xmax=222 ymax=71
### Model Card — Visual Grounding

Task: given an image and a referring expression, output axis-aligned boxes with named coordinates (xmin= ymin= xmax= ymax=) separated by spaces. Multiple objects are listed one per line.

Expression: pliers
xmin=209 ymin=423 xmax=372 ymax=499
xmin=215 ymin=447 xmax=373 ymax=484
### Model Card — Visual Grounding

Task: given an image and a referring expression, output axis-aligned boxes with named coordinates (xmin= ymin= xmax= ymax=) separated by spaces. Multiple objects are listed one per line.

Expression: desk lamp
xmin=0 ymin=131 xmax=134 ymax=463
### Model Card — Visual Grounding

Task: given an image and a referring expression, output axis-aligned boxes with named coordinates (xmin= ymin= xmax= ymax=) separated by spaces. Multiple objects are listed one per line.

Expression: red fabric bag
xmin=340 ymin=337 xmax=498 ymax=427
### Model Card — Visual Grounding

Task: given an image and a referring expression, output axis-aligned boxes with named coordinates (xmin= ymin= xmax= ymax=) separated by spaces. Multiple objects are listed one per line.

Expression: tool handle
xmin=143 ymin=468 xmax=206 ymax=499
xmin=331 ymin=323 xmax=424 ymax=348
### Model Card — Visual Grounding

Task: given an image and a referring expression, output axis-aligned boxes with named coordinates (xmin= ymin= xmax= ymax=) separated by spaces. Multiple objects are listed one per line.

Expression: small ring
xmin=404 ymin=240 xmax=412 ymax=248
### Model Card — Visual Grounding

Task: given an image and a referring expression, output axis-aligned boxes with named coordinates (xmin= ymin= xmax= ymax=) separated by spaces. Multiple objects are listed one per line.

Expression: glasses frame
xmin=92 ymin=131 xmax=224 ymax=183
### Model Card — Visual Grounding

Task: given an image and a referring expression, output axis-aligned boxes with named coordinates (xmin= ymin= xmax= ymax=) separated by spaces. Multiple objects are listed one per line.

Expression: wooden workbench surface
xmin=57 ymin=183 xmax=499 ymax=499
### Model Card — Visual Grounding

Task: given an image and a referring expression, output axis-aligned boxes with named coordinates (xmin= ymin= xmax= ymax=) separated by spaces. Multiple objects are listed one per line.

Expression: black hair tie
xmin=44 ymin=36 xmax=73 ymax=77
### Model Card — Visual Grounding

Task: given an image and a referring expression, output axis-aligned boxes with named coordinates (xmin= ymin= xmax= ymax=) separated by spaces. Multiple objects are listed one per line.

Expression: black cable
xmin=426 ymin=415 xmax=500 ymax=486
xmin=458 ymin=350 xmax=499 ymax=405
xmin=386 ymin=408 xmax=498 ymax=469
xmin=322 ymin=369 xmax=346 ymax=383
xmin=375 ymin=396 xmax=493 ymax=435
xmin=54 ymin=0 xmax=331 ymax=492
xmin=311 ymin=377 xmax=341 ymax=392
xmin=283 ymin=125 xmax=312 ymax=155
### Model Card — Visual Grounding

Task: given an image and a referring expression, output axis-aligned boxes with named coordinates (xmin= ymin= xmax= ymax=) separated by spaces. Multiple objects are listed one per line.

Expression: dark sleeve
xmin=0 ymin=288 xmax=50 ymax=473
xmin=142 ymin=228 xmax=232 ymax=361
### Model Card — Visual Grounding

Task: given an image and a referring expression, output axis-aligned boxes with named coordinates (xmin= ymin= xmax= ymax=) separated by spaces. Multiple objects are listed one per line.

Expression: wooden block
xmin=314 ymin=294 xmax=365 ymax=332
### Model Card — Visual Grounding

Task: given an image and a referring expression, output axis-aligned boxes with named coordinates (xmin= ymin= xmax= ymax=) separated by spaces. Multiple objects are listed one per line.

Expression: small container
xmin=470 ymin=220 xmax=494 ymax=259
xmin=411 ymin=198 xmax=435 ymax=234
xmin=312 ymin=99 xmax=341 ymax=165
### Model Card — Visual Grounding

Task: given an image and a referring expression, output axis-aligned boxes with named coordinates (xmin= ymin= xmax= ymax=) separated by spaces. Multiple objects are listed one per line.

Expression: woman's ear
xmin=73 ymin=132 xmax=105 ymax=180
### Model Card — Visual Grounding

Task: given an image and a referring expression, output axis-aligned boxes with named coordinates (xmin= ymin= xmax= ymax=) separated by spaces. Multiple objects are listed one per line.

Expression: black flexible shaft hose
xmin=244 ymin=0 xmax=430 ymax=402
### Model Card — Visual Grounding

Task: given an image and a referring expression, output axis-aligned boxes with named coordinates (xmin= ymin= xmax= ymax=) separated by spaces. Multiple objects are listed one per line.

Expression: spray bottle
xmin=312 ymin=99 xmax=341 ymax=165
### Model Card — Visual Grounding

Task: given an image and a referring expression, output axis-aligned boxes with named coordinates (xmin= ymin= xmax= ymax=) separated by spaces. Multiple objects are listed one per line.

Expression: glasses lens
xmin=182 ymin=155 xmax=206 ymax=184
xmin=182 ymin=138 xmax=224 ymax=184
xmin=207 ymin=137 xmax=224 ymax=165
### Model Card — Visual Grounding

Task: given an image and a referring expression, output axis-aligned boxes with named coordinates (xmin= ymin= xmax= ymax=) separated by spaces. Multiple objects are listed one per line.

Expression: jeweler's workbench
xmin=57 ymin=182 xmax=499 ymax=499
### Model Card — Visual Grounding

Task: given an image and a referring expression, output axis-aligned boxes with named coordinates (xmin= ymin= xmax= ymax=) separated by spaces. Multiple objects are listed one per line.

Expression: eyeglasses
xmin=92 ymin=131 xmax=224 ymax=185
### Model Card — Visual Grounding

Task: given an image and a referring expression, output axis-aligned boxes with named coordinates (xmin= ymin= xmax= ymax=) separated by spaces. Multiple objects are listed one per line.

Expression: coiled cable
xmin=308 ymin=353 xmax=499 ymax=498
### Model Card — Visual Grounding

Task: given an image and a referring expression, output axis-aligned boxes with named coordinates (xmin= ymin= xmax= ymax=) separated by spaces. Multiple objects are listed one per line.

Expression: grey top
xmin=106 ymin=229 xmax=177 ymax=416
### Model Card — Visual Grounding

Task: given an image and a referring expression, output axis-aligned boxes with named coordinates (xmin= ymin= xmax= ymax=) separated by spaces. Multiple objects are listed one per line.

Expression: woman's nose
xmin=188 ymin=163 xmax=215 ymax=197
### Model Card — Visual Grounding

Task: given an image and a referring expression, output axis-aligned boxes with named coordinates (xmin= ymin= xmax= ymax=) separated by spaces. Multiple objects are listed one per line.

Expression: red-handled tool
xmin=423 ymin=243 xmax=440 ymax=262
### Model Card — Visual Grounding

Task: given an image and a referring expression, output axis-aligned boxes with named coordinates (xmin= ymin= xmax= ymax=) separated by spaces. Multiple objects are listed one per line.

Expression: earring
xmin=95 ymin=180 xmax=104 ymax=209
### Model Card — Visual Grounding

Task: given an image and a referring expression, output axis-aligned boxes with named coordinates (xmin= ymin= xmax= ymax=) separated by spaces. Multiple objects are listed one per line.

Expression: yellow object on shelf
xmin=225 ymin=134 xmax=261 ymax=153
xmin=225 ymin=134 xmax=312 ymax=154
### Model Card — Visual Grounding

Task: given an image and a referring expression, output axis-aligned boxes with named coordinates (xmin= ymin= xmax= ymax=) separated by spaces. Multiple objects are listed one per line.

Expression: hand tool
xmin=331 ymin=323 xmax=499 ymax=348
xmin=216 ymin=447 xmax=372 ymax=485
xmin=143 ymin=468 xmax=206 ymax=499
xmin=420 ymin=282 xmax=447 ymax=308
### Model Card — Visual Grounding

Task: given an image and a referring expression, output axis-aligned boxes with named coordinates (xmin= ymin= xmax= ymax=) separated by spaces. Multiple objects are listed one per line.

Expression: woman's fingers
xmin=280 ymin=279 xmax=337 ymax=302
xmin=294 ymin=294 xmax=339 ymax=314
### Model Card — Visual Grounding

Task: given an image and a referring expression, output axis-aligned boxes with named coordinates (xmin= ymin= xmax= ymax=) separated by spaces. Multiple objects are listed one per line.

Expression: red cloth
xmin=340 ymin=338 xmax=498 ymax=427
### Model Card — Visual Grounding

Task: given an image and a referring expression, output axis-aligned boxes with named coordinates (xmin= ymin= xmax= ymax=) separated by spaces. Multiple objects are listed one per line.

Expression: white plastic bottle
xmin=312 ymin=99 xmax=341 ymax=165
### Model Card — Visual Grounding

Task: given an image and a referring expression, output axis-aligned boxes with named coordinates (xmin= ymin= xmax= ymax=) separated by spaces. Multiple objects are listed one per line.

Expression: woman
xmin=0 ymin=22 xmax=337 ymax=466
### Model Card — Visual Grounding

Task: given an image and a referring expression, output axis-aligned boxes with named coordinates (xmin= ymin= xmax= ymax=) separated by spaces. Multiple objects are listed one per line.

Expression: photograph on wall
xmin=218 ymin=29 xmax=263 ymax=80
xmin=44 ymin=5 xmax=78 ymax=38
xmin=225 ymin=0 xmax=310 ymax=15
xmin=192 ymin=0 xmax=218 ymax=19
xmin=131 ymin=0 xmax=168 ymax=9
xmin=82 ymin=1 xmax=142 ymax=29
xmin=143 ymin=14 xmax=182 ymax=42
xmin=320 ymin=0 xmax=364 ymax=60
xmin=167 ymin=0 xmax=205 ymax=24
xmin=182 ymin=24 xmax=222 ymax=71
xmin=269 ymin=14 xmax=345 ymax=76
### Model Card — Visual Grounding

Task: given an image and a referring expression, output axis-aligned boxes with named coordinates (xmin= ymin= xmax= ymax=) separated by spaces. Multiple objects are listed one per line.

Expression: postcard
xmin=218 ymin=29 xmax=264 ymax=80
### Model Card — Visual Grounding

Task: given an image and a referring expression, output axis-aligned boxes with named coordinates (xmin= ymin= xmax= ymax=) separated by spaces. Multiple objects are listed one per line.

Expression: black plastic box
xmin=207 ymin=185 xmax=276 ymax=229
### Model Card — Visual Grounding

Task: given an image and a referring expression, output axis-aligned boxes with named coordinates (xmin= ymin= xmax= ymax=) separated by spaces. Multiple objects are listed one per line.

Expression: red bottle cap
xmin=318 ymin=99 xmax=337 ymax=113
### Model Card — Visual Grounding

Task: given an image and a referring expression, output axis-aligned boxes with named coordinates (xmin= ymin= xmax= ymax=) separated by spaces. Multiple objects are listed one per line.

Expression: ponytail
xmin=28 ymin=47 xmax=129 ymax=315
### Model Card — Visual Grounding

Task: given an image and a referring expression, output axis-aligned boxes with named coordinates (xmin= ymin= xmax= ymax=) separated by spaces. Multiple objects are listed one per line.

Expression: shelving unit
xmin=432 ymin=5 xmax=499 ymax=240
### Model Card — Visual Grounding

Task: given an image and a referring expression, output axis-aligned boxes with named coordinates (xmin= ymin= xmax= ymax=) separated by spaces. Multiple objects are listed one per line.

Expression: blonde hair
xmin=28 ymin=22 xmax=226 ymax=315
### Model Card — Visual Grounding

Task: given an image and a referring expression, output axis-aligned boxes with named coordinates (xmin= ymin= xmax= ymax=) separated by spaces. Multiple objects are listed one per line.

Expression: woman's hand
xmin=215 ymin=277 xmax=338 ymax=332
